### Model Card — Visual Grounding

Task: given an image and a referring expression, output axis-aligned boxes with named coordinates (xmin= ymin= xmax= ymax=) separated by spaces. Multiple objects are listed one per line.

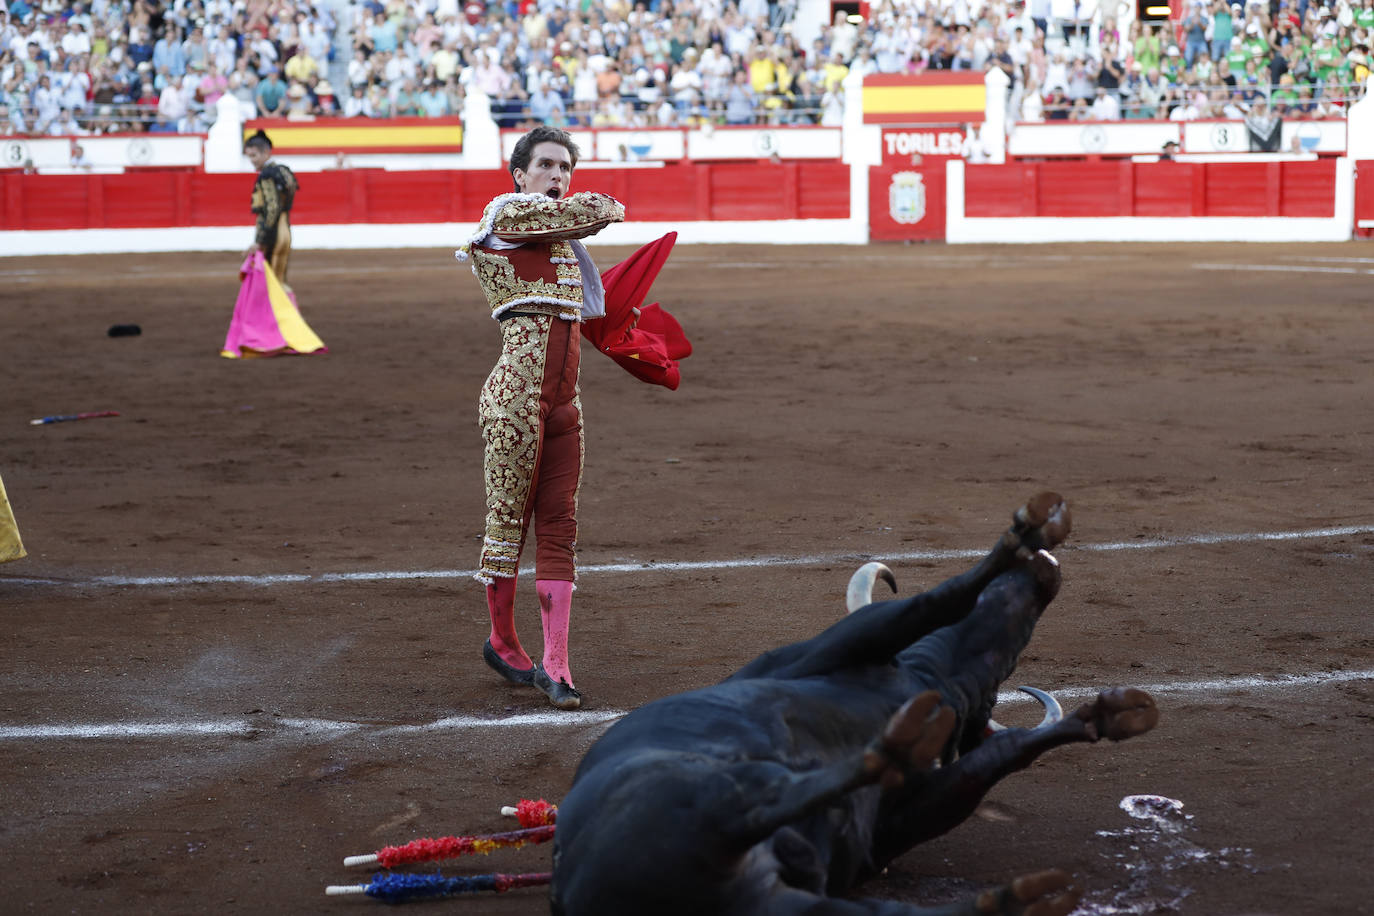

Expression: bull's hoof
xmin=863 ymin=690 xmax=955 ymax=790
xmin=1079 ymin=687 xmax=1158 ymax=741
xmin=1009 ymin=493 xmax=1071 ymax=557
xmin=973 ymin=869 xmax=1080 ymax=916
xmin=533 ymin=665 xmax=583 ymax=711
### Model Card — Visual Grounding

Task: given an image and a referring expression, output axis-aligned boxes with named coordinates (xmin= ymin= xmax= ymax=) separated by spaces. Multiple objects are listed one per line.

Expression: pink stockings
xmin=536 ymin=579 xmax=575 ymax=687
xmin=485 ymin=577 xmax=575 ymax=687
xmin=486 ymin=577 xmax=533 ymax=671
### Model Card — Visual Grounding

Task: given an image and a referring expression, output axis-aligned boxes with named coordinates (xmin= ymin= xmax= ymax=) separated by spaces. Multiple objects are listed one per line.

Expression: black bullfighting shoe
xmin=483 ymin=639 xmax=537 ymax=687
xmin=533 ymin=665 xmax=582 ymax=711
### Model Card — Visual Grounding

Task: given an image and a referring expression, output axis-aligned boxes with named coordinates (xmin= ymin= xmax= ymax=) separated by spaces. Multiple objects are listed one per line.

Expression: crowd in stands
xmin=0 ymin=0 xmax=1369 ymax=139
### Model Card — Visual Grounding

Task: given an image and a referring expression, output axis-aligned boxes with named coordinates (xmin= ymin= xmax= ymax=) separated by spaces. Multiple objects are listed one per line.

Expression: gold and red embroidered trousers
xmin=477 ymin=313 xmax=583 ymax=584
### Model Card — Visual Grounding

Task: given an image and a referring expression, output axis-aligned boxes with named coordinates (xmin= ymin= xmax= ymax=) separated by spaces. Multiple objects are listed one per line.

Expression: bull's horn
xmin=1017 ymin=686 xmax=1064 ymax=729
xmin=846 ymin=562 xmax=897 ymax=614
xmin=986 ymin=687 xmax=1064 ymax=734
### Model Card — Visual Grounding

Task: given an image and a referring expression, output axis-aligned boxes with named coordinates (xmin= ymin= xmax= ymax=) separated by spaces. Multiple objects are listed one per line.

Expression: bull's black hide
xmin=550 ymin=494 xmax=1159 ymax=916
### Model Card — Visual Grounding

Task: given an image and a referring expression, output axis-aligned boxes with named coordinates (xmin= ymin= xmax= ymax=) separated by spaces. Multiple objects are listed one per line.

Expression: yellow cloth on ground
xmin=263 ymin=254 xmax=325 ymax=354
xmin=0 ymin=473 xmax=25 ymax=564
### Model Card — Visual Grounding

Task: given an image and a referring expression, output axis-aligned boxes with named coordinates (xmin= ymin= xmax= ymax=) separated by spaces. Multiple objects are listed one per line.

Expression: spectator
xmin=194 ymin=60 xmax=227 ymax=114
xmin=813 ymin=80 xmax=838 ymax=124
xmin=57 ymin=57 xmax=89 ymax=113
xmin=393 ymin=76 xmax=422 ymax=116
xmin=1210 ymin=0 xmax=1236 ymax=61
xmin=60 ymin=19 xmax=90 ymax=57
xmin=49 ymin=104 xmax=84 ymax=135
xmin=988 ymin=36 xmax=1016 ymax=84
xmin=417 ymin=78 xmax=448 ymax=116
xmin=152 ymin=25 xmax=185 ymax=76
xmin=369 ymin=11 xmax=398 ymax=55
xmin=822 ymin=51 xmax=848 ymax=93
xmin=1043 ymin=85 xmax=1070 ymax=118
xmin=1182 ymin=0 xmax=1211 ymax=66
xmin=30 ymin=72 xmax=58 ymax=129
xmin=432 ymin=40 xmax=460 ymax=83
xmin=255 ymin=67 xmax=286 ymax=115
xmin=284 ymin=46 xmax=320 ymax=84
xmin=528 ymin=77 xmax=565 ymax=123
xmin=1043 ymin=48 xmax=1069 ymax=94
xmin=829 ymin=9 xmax=859 ymax=61
xmin=1097 ymin=41 xmax=1124 ymax=99
xmin=300 ymin=13 xmax=332 ymax=64
xmin=1066 ymin=54 xmax=1095 ymax=102
xmin=313 ymin=79 xmax=339 ymax=115
xmin=1135 ymin=66 xmax=1165 ymax=117
xmin=367 ymin=81 xmax=392 ymax=117
xmin=228 ymin=70 xmax=258 ymax=118
xmin=183 ymin=24 xmax=210 ymax=73
xmin=157 ymin=73 xmax=189 ymax=127
xmin=343 ymin=82 xmax=372 ymax=116
xmin=1090 ymin=84 xmax=1120 ymax=118
xmin=282 ymin=81 xmax=311 ymax=119
xmin=669 ymin=54 xmax=702 ymax=118
xmin=724 ymin=68 xmax=756 ymax=123
xmin=347 ymin=47 xmax=370 ymax=89
xmin=443 ymin=75 xmax=464 ymax=118
xmin=1021 ymin=78 xmax=1045 ymax=120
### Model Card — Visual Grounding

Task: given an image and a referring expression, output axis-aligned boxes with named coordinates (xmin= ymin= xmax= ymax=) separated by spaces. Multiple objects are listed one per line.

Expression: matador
xmin=456 ymin=127 xmax=623 ymax=711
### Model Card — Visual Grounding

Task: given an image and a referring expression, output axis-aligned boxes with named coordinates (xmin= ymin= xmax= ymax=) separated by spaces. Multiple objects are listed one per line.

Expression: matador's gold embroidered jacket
xmin=455 ymin=191 xmax=625 ymax=321
xmin=250 ymin=161 xmax=298 ymax=249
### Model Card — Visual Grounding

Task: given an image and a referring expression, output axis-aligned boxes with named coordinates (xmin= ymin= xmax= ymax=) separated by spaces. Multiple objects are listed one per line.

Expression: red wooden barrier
xmin=0 ymin=161 xmax=849 ymax=232
xmin=962 ymin=159 xmax=1337 ymax=219
xmin=0 ymin=159 xmax=1337 ymax=234
xmin=1355 ymin=159 xmax=1374 ymax=237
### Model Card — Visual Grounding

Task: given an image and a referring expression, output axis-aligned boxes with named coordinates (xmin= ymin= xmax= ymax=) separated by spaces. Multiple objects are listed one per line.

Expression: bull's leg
xmin=762 ymin=869 xmax=1081 ymax=916
xmin=730 ymin=494 xmax=1070 ymax=683
xmin=721 ymin=692 xmax=956 ymax=849
xmin=867 ymin=688 xmax=1159 ymax=872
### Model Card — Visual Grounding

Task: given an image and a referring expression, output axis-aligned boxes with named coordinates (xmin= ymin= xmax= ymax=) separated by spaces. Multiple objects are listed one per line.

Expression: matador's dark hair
xmin=509 ymin=126 xmax=579 ymax=191
xmin=243 ymin=129 xmax=272 ymax=153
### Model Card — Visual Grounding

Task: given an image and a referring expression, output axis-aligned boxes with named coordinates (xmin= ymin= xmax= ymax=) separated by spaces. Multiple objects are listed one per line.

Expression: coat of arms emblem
xmin=888 ymin=171 xmax=926 ymax=225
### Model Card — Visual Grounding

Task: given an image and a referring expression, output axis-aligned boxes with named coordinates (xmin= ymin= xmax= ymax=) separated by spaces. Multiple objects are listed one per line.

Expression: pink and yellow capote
xmin=220 ymin=251 xmax=328 ymax=359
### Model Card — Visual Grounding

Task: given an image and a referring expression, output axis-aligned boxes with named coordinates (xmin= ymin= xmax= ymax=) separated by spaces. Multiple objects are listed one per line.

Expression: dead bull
xmin=550 ymin=493 xmax=1159 ymax=916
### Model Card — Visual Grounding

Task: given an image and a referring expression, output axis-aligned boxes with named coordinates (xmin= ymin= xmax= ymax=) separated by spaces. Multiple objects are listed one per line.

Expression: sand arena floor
xmin=1 ymin=241 xmax=1371 ymax=915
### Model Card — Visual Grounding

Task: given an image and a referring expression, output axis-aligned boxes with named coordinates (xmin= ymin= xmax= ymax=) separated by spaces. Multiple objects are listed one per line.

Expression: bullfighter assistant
xmin=456 ymin=127 xmax=624 ymax=711
xmin=243 ymin=129 xmax=298 ymax=285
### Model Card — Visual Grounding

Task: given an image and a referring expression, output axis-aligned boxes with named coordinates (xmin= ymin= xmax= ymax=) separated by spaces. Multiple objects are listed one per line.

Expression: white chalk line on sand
xmin=2 ymin=669 xmax=1370 ymax=743
xmin=4 ymin=522 xmax=1371 ymax=590
xmin=1192 ymin=262 xmax=1374 ymax=275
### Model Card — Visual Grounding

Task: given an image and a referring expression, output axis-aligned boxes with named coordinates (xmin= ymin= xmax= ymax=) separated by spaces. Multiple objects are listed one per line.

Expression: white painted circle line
xmin=3 ymin=523 xmax=1371 ymax=590
xmin=1 ymin=671 xmax=1369 ymax=743
xmin=0 ymin=709 xmax=627 ymax=741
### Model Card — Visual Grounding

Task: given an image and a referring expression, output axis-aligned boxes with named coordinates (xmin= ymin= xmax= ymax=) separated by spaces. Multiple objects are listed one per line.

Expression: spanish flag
xmin=243 ymin=117 xmax=463 ymax=154
xmin=862 ymin=73 xmax=987 ymax=125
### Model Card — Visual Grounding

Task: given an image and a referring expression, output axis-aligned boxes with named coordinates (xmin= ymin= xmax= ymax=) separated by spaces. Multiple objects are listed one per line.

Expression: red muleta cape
xmin=582 ymin=232 xmax=691 ymax=390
